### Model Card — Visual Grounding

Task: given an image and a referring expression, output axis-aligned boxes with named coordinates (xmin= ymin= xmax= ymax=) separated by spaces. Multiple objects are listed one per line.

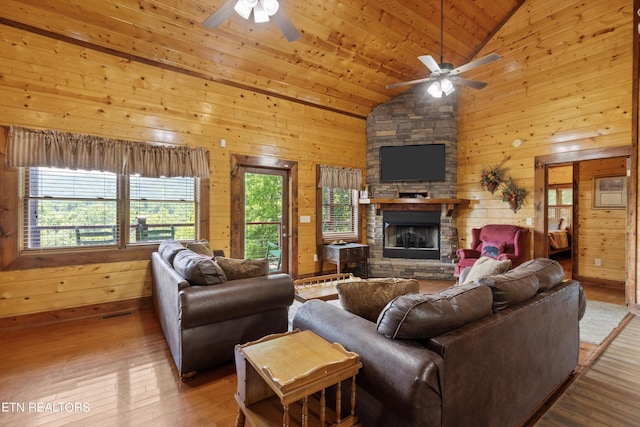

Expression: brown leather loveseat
xmin=151 ymin=240 xmax=295 ymax=380
xmin=293 ymin=258 xmax=586 ymax=427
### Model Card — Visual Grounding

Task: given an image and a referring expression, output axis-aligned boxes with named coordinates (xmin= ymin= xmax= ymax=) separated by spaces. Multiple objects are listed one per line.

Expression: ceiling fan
xmin=386 ymin=0 xmax=501 ymax=97
xmin=203 ymin=0 xmax=301 ymax=42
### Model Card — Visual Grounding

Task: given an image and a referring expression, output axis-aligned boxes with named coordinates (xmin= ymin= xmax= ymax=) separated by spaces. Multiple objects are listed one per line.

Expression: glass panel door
xmin=243 ymin=168 xmax=288 ymax=272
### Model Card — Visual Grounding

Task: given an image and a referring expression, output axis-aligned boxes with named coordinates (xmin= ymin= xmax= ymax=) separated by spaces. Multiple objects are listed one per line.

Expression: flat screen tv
xmin=380 ymin=144 xmax=446 ymax=182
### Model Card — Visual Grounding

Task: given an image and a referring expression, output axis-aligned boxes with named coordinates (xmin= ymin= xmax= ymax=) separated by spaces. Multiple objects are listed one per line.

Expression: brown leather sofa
xmin=293 ymin=258 xmax=586 ymax=427
xmin=151 ymin=241 xmax=295 ymax=380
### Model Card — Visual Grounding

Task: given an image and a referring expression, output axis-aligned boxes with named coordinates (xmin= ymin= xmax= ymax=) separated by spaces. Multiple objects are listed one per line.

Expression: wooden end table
xmin=234 ymin=329 xmax=362 ymax=427
xmin=320 ymin=244 xmax=369 ymax=279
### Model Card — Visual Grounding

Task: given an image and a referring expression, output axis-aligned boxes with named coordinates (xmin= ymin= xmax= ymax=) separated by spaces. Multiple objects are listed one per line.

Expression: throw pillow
xmin=376 ymin=283 xmax=493 ymax=340
xmin=186 ymin=239 xmax=214 ymax=257
xmin=481 ymin=241 xmax=505 ymax=258
xmin=462 ymin=256 xmax=512 ymax=284
xmin=173 ymin=250 xmax=227 ymax=286
xmin=515 ymin=258 xmax=565 ymax=292
xmin=215 ymin=257 xmax=269 ymax=280
xmin=477 ymin=269 xmax=540 ymax=312
xmin=158 ymin=240 xmax=186 ymax=264
xmin=337 ymin=278 xmax=419 ymax=322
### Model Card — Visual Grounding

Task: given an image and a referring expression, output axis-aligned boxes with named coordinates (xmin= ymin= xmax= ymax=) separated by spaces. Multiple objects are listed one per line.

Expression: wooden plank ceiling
xmin=0 ymin=0 xmax=523 ymax=118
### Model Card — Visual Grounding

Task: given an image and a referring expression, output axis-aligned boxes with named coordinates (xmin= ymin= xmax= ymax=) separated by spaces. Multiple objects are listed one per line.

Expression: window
xmin=22 ymin=166 xmax=198 ymax=251
xmin=1 ymin=126 xmax=210 ymax=270
xmin=548 ymin=185 xmax=573 ymax=227
xmin=24 ymin=167 xmax=118 ymax=249
xmin=129 ymin=175 xmax=196 ymax=243
xmin=321 ymin=187 xmax=359 ymax=241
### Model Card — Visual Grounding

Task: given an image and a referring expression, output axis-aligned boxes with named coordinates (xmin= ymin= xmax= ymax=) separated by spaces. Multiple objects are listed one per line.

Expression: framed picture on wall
xmin=593 ymin=175 xmax=627 ymax=209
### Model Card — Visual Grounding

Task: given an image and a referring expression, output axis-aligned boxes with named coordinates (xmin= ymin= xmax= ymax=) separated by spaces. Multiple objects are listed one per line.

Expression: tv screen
xmin=380 ymin=144 xmax=446 ymax=182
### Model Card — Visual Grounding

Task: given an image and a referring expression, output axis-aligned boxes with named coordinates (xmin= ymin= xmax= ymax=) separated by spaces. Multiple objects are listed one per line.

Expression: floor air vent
xmin=101 ymin=311 xmax=133 ymax=320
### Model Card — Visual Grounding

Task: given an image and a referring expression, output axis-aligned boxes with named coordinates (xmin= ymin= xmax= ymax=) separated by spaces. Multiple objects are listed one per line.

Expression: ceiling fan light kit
xmin=204 ymin=0 xmax=300 ymax=42
xmin=428 ymin=80 xmax=453 ymax=98
xmin=234 ymin=0 xmax=253 ymax=20
xmin=234 ymin=0 xmax=279 ymax=23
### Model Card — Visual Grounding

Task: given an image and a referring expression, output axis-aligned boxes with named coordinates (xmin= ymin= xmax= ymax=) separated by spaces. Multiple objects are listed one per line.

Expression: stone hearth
xmin=365 ymin=86 xmax=459 ymax=280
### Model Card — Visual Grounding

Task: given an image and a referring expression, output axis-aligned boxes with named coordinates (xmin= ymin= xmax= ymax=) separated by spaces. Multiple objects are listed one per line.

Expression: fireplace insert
xmin=383 ymin=211 xmax=441 ymax=259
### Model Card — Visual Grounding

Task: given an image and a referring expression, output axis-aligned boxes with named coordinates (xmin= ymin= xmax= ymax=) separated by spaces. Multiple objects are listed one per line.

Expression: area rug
xmin=580 ymin=300 xmax=629 ymax=345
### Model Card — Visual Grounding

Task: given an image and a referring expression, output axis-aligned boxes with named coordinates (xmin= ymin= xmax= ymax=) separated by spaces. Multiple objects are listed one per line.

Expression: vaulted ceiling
xmin=0 ymin=0 xmax=524 ymax=118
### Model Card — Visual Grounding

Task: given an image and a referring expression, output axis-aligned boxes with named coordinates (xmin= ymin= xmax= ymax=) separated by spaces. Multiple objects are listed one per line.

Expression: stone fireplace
xmin=364 ymin=86 xmax=460 ymax=280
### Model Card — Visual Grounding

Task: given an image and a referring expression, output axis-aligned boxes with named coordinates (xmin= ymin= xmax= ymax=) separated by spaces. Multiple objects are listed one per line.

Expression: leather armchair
xmin=455 ymin=224 xmax=529 ymax=275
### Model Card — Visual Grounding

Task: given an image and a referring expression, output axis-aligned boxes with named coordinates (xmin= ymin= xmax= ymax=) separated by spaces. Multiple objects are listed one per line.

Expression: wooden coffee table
xmin=234 ymin=329 xmax=362 ymax=427
xmin=294 ymin=273 xmax=361 ymax=302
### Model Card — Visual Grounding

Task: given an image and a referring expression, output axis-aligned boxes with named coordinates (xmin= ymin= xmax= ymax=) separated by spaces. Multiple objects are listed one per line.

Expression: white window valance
xmin=318 ymin=165 xmax=362 ymax=190
xmin=6 ymin=125 xmax=209 ymax=179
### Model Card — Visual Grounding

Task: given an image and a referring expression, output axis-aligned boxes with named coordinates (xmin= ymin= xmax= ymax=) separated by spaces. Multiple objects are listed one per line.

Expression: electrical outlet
xmin=313 ymin=254 xmax=318 ymax=262
xmin=594 ymin=258 xmax=602 ymax=266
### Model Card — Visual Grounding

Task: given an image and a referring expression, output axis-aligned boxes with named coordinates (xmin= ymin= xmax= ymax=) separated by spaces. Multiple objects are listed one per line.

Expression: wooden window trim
xmin=0 ymin=128 xmax=210 ymax=270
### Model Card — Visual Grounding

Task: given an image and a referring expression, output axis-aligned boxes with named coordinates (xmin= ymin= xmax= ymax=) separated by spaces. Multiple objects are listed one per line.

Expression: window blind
xmin=129 ymin=175 xmax=197 ymax=242
xmin=23 ymin=167 xmax=118 ymax=249
xmin=321 ymin=187 xmax=359 ymax=240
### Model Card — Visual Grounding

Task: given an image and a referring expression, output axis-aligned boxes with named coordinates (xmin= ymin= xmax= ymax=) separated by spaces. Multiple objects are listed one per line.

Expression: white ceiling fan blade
xmin=386 ymin=77 xmax=435 ymax=89
xmin=450 ymin=53 xmax=501 ymax=76
xmin=271 ymin=10 xmax=301 ymax=42
xmin=418 ymin=55 xmax=441 ymax=73
xmin=450 ymin=76 xmax=488 ymax=90
xmin=203 ymin=0 xmax=237 ymax=28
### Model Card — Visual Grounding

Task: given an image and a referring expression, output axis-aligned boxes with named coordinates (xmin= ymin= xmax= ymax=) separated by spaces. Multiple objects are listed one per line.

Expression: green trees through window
xmin=244 ymin=172 xmax=282 ymax=262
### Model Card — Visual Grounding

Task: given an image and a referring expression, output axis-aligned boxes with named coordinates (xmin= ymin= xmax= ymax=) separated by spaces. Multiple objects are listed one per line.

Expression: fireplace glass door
xmin=383 ymin=211 xmax=441 ymax=259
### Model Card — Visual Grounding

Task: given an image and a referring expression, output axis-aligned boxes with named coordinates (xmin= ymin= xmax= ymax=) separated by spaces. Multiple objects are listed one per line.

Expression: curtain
xmin=6 ymin=125 xmax=209 ymax=178
xmin=126 ymin=141 xmax=209 ymax=178
xmin=318 ymin=164 xmax=362 ymax=190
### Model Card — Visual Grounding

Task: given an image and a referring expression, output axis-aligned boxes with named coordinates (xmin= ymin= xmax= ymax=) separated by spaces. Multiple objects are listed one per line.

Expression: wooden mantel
xmin=361 ymin=198 xmax=470 ymax=216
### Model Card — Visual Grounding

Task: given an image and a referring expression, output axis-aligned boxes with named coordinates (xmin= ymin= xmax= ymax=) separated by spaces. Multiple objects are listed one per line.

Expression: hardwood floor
xmin=0 ymin=279 xmax=631 ymax=427
xmin=535 ymin=315 xmax=640 ymax=426
xmin=0 ymin=309 xmax=239 ymax=426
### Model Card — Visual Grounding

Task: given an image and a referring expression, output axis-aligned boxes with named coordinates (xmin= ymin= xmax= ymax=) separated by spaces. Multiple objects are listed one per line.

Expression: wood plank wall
xmin=576 ymin=158 xmax=627 ymax=285
xmin=456 ymin=0 xmax=633 ymax=289
xmin=548 ymin=165 xmax=572 ymax=186
xmin=0 ymin=24 xmax=366 ymax=319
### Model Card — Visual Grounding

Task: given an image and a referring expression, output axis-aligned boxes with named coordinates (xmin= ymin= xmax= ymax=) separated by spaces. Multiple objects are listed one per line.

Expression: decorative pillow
xmin=376 ymin=283 xmax=493 ymax=340
xmin=158 ymin=240 xmax=186 ymax=265
xmin=481 ymin=241 xmax=505 ymax=258
xmin=477 ymin=269 xmax=540 ymax=312
xmin=215 ymin=257 xmax=269 ymax=280
xmin=173 ymin=250 xmax=227 ymax=286
xmin=337 ymin=278 xmax=419 ymax=322
xmin=515 ymin=258 xmax=565 ymax=292
xmin=462 ymin=256 xmax=512 ymax=284
xmin=186 ymin=239 xmax=214 ymax=257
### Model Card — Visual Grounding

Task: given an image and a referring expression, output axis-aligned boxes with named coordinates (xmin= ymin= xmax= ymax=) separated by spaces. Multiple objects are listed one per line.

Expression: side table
xmin=234 ymin=329 xmax=362 ymax=427
xmin=320 ymin=243 xmax=369 ymax=279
